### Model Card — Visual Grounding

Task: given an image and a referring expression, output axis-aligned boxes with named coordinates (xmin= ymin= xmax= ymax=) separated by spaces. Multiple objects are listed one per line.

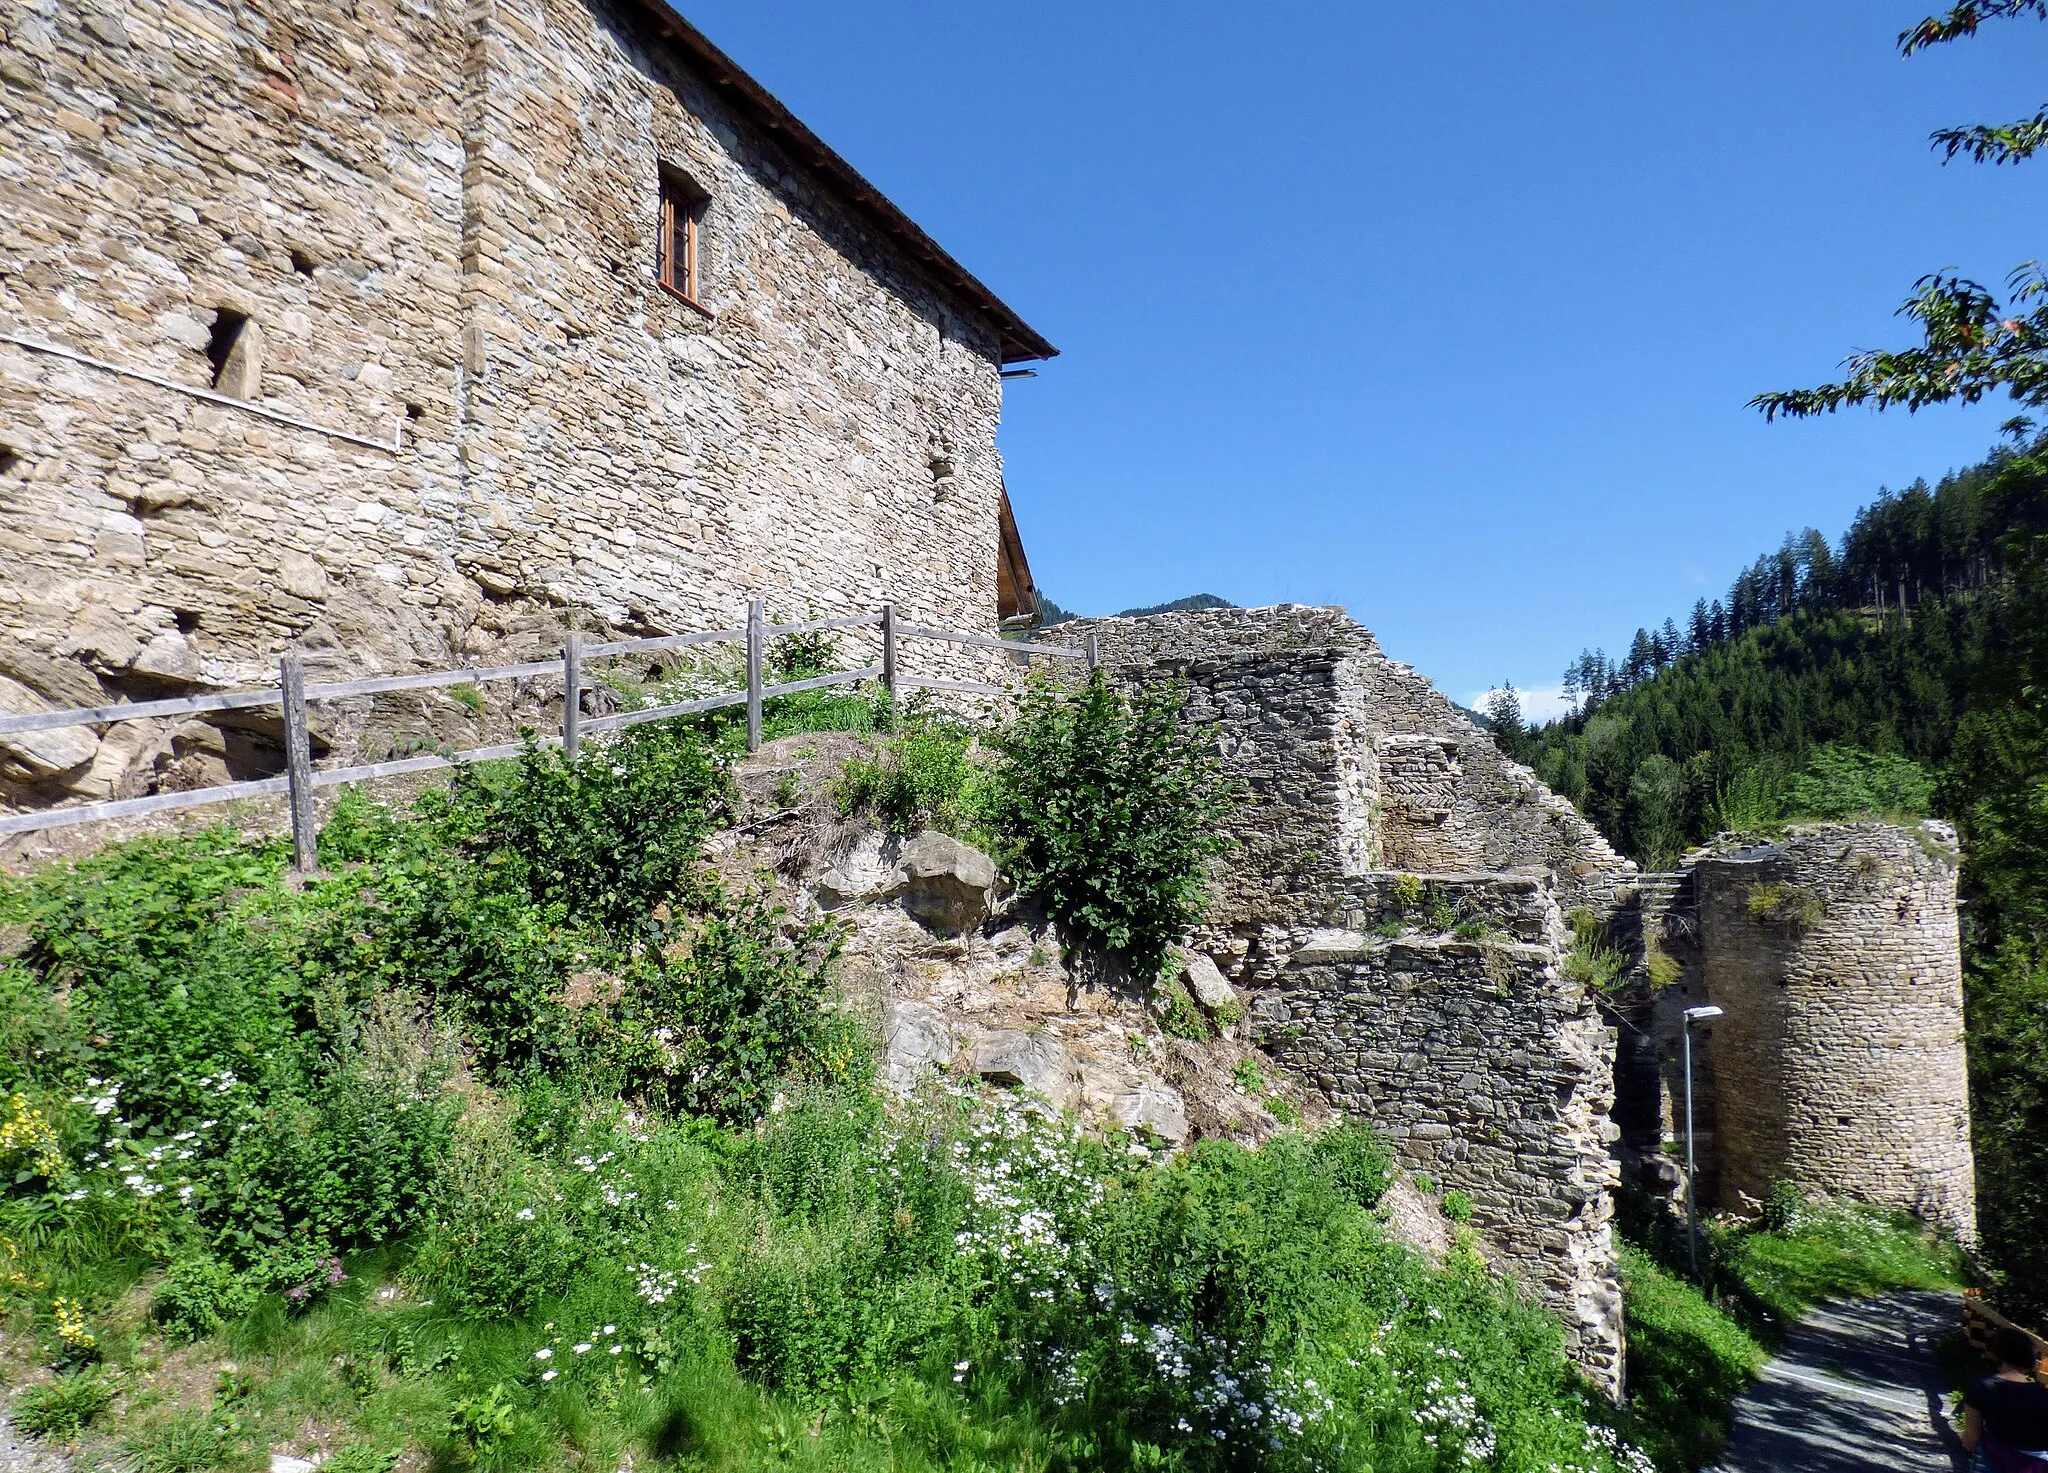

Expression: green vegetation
xmin=980 ymin=672 xmax=1235 ymax=984
xmin=1617 ymin=1192 xmax=1962 ymax=1471
xmin=1616 ymin=1249 xmax=1762 ymax=1473
xmin=0 ymin=689 xmax=1662 ymax=1473
xmin=834 ymin=703 xmax=982 ymax=835
xmin=1527 ymin=439 xmax=2048 ymax=1319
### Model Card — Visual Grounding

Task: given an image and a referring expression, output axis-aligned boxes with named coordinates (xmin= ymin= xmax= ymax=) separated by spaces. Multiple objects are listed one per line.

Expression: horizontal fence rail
xmin=0 ymin=598 xmax=1097 ymax=865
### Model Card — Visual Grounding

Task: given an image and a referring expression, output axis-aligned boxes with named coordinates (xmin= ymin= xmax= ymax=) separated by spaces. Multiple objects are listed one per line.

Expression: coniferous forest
xmin=1514 ymin=438 xmax=2048 ymax=1322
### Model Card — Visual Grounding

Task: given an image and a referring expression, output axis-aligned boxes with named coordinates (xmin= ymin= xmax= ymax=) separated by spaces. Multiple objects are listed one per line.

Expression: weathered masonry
xmin=1615 ymin=823 xmax=1975 ymax=1244
xmin=0 ymin=0 xmax=1052 ymax=810
xmin=1063 ymin=605 xmax=1637 ymax=1397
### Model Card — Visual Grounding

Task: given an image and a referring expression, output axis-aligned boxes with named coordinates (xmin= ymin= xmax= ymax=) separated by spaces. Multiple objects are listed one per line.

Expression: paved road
xmin=1715 ymin=1290 xmax=1966 ymax=1473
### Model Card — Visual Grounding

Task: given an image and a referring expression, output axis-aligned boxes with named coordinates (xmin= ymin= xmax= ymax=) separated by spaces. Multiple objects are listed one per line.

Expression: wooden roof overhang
xmin=622 ymin=1 xmax=1059 ymax=366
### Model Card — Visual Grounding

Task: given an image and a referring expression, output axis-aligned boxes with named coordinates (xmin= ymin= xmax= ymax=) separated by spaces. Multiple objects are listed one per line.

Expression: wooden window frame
xmin=657 ymin=170 xmax=713 ymax=318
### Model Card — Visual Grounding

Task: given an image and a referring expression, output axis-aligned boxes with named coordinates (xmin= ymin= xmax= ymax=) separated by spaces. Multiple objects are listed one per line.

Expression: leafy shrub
xmin=601 ymin=881 xmax=856 ymax=1124
xmin=834 ymin=704 xmax=980 ymax=834
xmin=440 ymin=721 xmax=732 ymax=931
xmin=12 ymin=1369 xmax=116 ymax=1439
xmin=981 ymin=672 xmax=1234 ymax=984
xmin=1783 ymin=743 xmax=1935 ymax=821
xmin=154 ymin=1254 xmax=257 ymax=1340
xmin=408 ymin=1118 xmax=582 ymax=1320
xmin=1442 ymin=1189 xmax=1474 ymax=1224
xmin=207 ymin=994 xmax=460 ymax=1270
xmin=1312 ymin=1121 xmax=1394 ymax=1209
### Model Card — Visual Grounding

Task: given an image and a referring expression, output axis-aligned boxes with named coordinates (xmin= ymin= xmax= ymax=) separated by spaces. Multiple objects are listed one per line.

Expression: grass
xmin=1617 ymin=1247 xmax=1764 ymax=1472
xmin=1617 ymin=1194 xmax=1964 ymax=1471
xmin=1716 ymin=1198 xmax=1963 ymax=1331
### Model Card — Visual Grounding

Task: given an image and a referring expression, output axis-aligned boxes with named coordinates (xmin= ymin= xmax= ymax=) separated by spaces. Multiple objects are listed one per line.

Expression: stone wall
xmin=1062 ymin=606 xmax=1629 ymax=1393
xmin=1059 ymin=605 xmax=1638 ymax=946
xmin=1247 ymin=872 xmax=1623 ymax=1394
xmin=0 ymin=0 xmax=1025 ymax=813
xmin=1691 ymin=822 xmax=1974 ymax=1240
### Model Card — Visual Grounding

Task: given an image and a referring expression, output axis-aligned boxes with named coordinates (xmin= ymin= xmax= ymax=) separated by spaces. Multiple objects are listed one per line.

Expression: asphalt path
xmin=1714 ymin=1290 xmax=1966 ymax=1473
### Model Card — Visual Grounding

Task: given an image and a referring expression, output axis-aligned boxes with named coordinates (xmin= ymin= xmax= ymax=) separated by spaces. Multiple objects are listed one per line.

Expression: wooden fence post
xmin=745 ymin=598 xmax=764 ymax=752
xmin=561 ymin=629 xmax=582 ymax=762
xmin=880 ymin=601 xmax=897 ymax=716
xmin=1086 ymin=632 xmax=1099 ymax=673
xmin=280 ymin=652 xmax=317 ymax=874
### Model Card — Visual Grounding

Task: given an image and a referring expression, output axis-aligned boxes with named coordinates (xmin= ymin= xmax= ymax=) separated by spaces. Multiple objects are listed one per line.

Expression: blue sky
xmin=682 ymin=1 xmax=2048 ymax=717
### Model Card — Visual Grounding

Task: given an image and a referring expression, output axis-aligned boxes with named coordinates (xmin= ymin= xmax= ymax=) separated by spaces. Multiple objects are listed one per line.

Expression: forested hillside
xmin=1514 ymin=439 xmax=2048 ymax=1321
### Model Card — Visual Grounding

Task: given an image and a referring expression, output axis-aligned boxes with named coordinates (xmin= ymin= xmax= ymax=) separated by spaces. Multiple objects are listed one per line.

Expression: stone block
xmin=971 ymin=1029 xmax=1080 ymax=1113
xmin=897 ymin=830 xmax=996 ymax=935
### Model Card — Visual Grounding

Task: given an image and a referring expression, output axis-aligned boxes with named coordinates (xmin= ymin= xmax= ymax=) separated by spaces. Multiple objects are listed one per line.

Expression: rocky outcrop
xmin=897 ymin=832 xmax=998 ymax=935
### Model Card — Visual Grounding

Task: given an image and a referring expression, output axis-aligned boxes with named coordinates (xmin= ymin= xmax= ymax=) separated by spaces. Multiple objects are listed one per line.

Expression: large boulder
xmin=897 ymin=831 xmax=997 ymax=935
xmin=1079 ymin=1056 xmax=1191 ymax=1144
xmin=815 ymin=831 xmax=907 ymax=910
xmin=881 ymin=999 xmax=960 ymax=1095
xmin=0 ymin=674 xmax=98 ymax=785
xmin=971 ymin=1029 xmax=1080 ymax=1113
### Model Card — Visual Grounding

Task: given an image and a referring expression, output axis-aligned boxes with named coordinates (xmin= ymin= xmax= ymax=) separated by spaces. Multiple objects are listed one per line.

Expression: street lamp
xmin=1682 ymin=1005 xmax=1724 ymax=1278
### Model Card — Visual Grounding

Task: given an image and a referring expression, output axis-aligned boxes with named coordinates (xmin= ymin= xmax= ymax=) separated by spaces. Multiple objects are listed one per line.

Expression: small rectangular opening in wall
xmin=0 ymin=445 xmax=20 ymax=476
xmin=204 ymin=310 xmax=264 ymax=399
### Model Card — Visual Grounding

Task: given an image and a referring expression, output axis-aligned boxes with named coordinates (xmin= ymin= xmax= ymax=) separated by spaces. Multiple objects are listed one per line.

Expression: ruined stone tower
xmin=1692 ymin=823 xmax=1974 ymax=1238
xmin=1062 ymin=604 xmax=1636 ymax=1395
xmin=1615 ymin=822 xmax=1975 ymax=1244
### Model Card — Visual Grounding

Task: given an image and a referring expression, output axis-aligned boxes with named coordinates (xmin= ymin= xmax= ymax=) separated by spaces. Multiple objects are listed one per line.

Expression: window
xmin=657 ymin=170 xmax=709 ymax=311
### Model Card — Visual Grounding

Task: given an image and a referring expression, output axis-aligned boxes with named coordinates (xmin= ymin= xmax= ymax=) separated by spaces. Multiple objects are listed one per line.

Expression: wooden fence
xmin=0 ymin=599 xmax=1097 ymax=871
xmin=1965 ymin=1291 xmax=2048 ymax=1384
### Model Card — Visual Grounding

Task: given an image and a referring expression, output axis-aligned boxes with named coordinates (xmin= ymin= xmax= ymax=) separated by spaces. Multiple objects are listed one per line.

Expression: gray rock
xmin=0 ymin=675 xmax=97 ymax=783
xmin=54 ymin=610 xmax=140 ymax=673
xmin=814 ymin=831 xmax=906 ymax=910
xmin=898 ymin=831 xmax=996 ymax=935
xmin=1175 ymin=946 xmax=1238 ymax=1011
xmin=971 ymin=1029 xmax=1079 ymax=1112
xmin=1292 ymin=927 xmax=1375 ymax=965
xmin=881 ymin=999 xmax=960 ymax=1095
xmin=132 ymin=630 xmax=201 ymax=685
xmin=1109 ymin=1079 xmax=1188 ymax=1143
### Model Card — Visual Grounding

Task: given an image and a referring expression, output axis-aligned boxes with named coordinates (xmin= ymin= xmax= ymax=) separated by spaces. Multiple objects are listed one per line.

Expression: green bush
xmin=834 ymin=703 xmax=980 ymax=834
xmin=407 ymin=1121 xmax=582 ymax=1320
xmin=439 ymin=721 xmax=732 ymax=932
xmin=981 ymin=672 xmax=1234 ymax=984
xmin=1783 ymin=743 xmax=1935 ymax=821
xmin=154 ymin=1253 xmax=257 ymax=1341
xmin=600 ymin=881 xmax=856 ymax=1124
xmin=12 ymin=1369 xmax=116 ymax=1439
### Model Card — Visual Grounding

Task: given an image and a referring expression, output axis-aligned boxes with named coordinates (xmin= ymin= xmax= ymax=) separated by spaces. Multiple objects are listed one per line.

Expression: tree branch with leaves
xmin=1753 ymin=3 xmax=2048 ymax=419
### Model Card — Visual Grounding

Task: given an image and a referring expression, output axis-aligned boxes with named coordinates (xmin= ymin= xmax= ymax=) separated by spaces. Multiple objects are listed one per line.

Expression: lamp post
xmin=1682 ymin=1004 xmax=1724 ymax=1279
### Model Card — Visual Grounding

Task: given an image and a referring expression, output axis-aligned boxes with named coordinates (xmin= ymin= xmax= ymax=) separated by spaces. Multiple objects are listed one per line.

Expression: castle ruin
xmin=1066 ymin=604 xmax=1978 ymax=1395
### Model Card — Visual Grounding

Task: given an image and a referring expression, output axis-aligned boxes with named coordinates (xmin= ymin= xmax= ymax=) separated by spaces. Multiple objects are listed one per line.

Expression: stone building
xmin=1063 ymin=604 xmax=1637 ymax=1396
xmin=1616 ymin=823 xmax=1976 ymax=1243
xmin=0 ymin=0 xmax=1052 ymax=808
